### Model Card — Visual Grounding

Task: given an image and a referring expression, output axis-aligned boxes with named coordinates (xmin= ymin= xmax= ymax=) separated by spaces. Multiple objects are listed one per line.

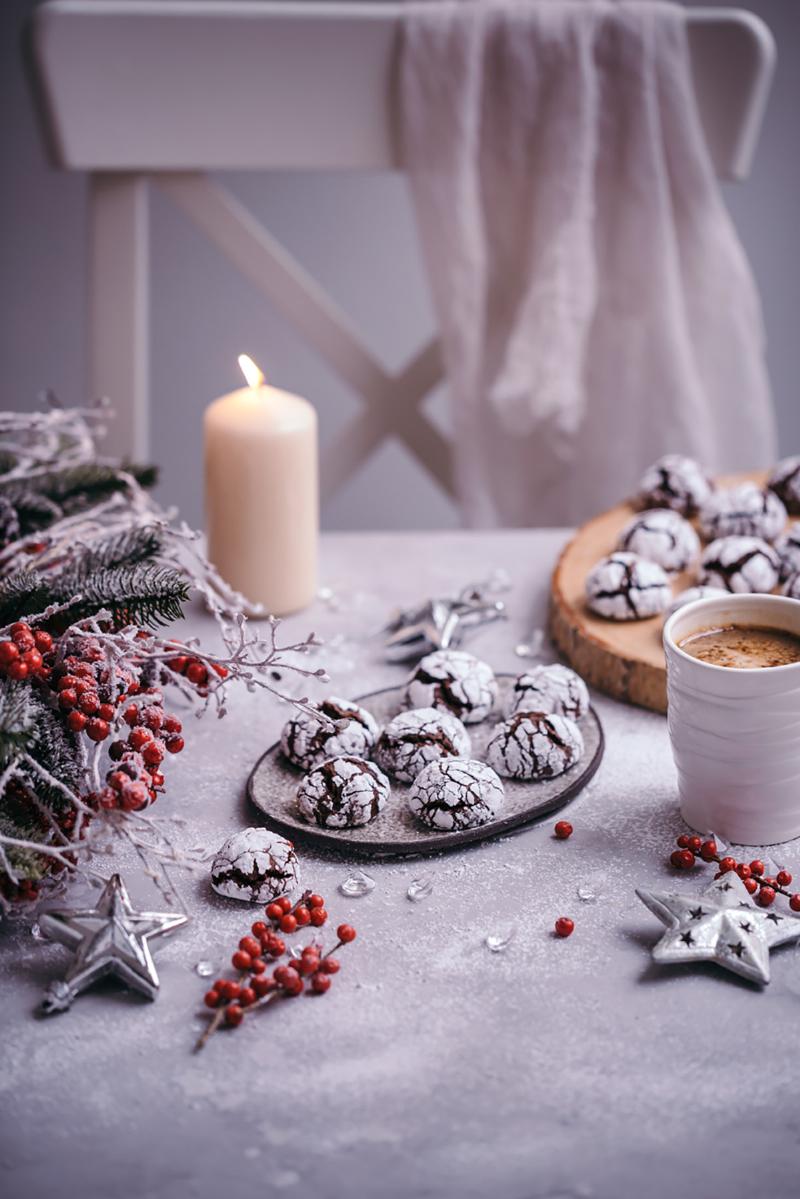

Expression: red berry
xmin=273 ymin=965 xmax=297 ymax=987
xmin=745 ymin=878 xmax=758 ymax=895
xmin=67 ymin=710 xmax=88 ymax=733
xmin=737 ymin=864 xmax=752 ymax=880
xmin=86 ymin=718 xmax=110 ymax=742
xmin=757 ymin=887 xmax=776 ymax=907
xmin=676 ymin=834 xmax=691 ymax=848
xmin=311 ymin=973 xmax=331 ymax=994
xmin=554 ymin=916 xmax=575 ymax=938
xmin=296 ymin=955 xmax=319 ymax=976
xmin=185 ymin=660 xmax=208 ymax=686
xmin=308 ymin=893 xmax=325 ymax=909
xmin=250 ymin=958 xmax=266 ymax=975
xmin=167 ymin=655 xmax=188 ymax=674
xmin=777 ymin=870 xmax=793 ymax=888
xmin=58 ymin=688 xmax=78 ymax=710
xmin=22 ymin=648 xmax=42 ymax=671
xmin=320 ymin=957 xmax=340 ymax=975
xmin=204 ymin=990 xmax=221 ymax=1009
xmin=57 ymin=674 xmax=80 ymax=692
xmin=309 ymin=908 xmax=328 ymax=927
xmin=719 ymin=857 xmax=737 ymax=874
xmin=279 ymin=914 xmax=298 ymax=934
xmin=79 ymin=692 xmax=100 ymax=715
xmin=277 ymin=897 xmax=292 ymax=913
xmin=165 ymin=736 xmax=184 ymax=754
xmin=252 ymin=921 xmax=269 ymax=939
xmin=121 ymin=782 xmax=148 ymax=811
xmin=108 ymin=739 xmax=126 ymax=761
xmin=231 ymin=950 xmax=252 ymax=971
xmin=790 ymin=894 xmax=800 ymax=912
xmin=750 ymin=860 xmax=765 ymax=876
xmin=239 ymin=936 xmax=261 ymax=957
xmin=239 ymin=986 xmax=257 ymax=1007
xmin=0 ymin=641 xmax=20 ymax=665
xmin=123 ymin=704 xmax=140 ymax=726
xmin=265 ymin=902 xmax=283 ymax=921
xmin=336 ymin=924 xmax=356 ymax=944
xmin=224 ymin=1004 xmax=244 ymax=1028
xmin=284 ymin=974 xmax=304 ymax=997
xmin=163 ymin=715 xmax=182 ymax=735
xmin=10 ymin=622 xmax=29 ymax=639
xmin=33 ymin=630 xmax=52 ymax=652
xmin=7 ymin=659 xmax=28 ymax=681
xmin=128 ymin=727 xmax=152 ymax=751
xmin=554 ymin=821 xmax=573 ymax=840
xmin=266 ymin=937 xmax=285 ymax=959
xmin=687 ymin=836 xmax=702 ymax=852
xmin=98 ymin=703 xmax=115 ymax=722
xmin=252 ymin=975 xmax=273 ymax=998
xmin=142 ymin=740 xmax=165 ymax=767
xmin=294 ymin=905 xmax=311 ymax=927
xmin=677 ymin=849 xmax=695 ymax=870
xmin=107 ymin=770 xmax=129 ymax=792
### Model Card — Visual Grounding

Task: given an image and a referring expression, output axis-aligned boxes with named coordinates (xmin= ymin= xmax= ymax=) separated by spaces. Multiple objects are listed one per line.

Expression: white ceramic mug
xmin=663 ymin=594 xmax=800 ymax=845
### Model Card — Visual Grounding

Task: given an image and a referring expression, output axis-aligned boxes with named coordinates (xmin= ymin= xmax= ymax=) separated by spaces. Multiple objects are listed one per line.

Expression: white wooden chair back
xmin=29 ymin=1 xmax=776 ymax=502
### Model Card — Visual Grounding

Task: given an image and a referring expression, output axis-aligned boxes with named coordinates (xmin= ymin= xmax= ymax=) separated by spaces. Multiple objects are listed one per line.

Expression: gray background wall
xmin=2 ymin=0 xmax=798 ymax=531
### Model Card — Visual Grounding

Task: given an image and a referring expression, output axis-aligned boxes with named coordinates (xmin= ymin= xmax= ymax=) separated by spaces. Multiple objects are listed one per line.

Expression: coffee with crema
xmin=678 ymin=624 xmax=800 ymax=669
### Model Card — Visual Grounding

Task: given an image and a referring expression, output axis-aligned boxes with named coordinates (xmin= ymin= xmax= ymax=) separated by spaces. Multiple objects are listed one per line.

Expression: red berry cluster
xmin=195 ymin=890 xmax=357 ymax=1050
xmin=166 ymin=653 xmax=227 ymax=691
xmin=669 ymin=834 xmax=800 ymax=912
xmin=91 ymin=694 xmax=184 ymax=812
xmin=0 ymin=622 xmax=53 ymax=682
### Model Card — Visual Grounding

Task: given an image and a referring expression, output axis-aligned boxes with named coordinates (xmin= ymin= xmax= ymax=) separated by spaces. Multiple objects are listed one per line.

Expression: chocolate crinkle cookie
xmin=280 ymin=696 xmax=379 ymax=770
xmin=211 ymin=828 xmax=299 ymax=903
xmin=405 ymin=649 xmax=497 ymax=724
xmin=698 ymin=482 xmax=786 ymax=543
xmin=486 ymin=711 xmax=584 ymax=781
xmin=408 ymin=759 xmax=505 ymax=831
xmin=296 ymin=756 xmax=389 ymax=829
xmin=636 ymin=454 xmax=713 ymax=516
xmin=699 ymin=536 xmax=780 ymax=593
xmin=774 ymin=523 xmax=800 ymax=581
xmin=617 ymin=507 xmax=700 ymax=574
xmin=585 ymin=552 xmax=671 ymax=620
xmin=781 ymin=571 xmax=800 ymax=600
xmin=375 ymin=707 xmax=470 ymax=783
xmin=768 ymin=456 xmax=800 ymax=514
xmin=508 ymin=663 xmax=589 ymax=721
xmin=666 ymin=585 xmax=728 ymax=617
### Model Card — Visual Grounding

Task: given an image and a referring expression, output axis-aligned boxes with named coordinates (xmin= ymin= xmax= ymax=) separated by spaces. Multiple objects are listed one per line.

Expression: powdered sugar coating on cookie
xmin=507 ymin=664 xmax=589 ymax=721
xmin=211 ymin=828 xmax=299 ymax=903
xmin=768 ymin=456 xmax=800 ymax=514
xmin=666 ymin=585 xmax=728 ymax=617
xmin=774 ymin=523 xmax=800 ymax=581
xmin=637 ymin=455 xmax=713 ymax=516
xmin=408 ymin=759 xmax=505 ymax=831
xmin=698 ymin=483 xmax=786 ymax=543
xmin=296 ymin=756 xmax=389 ymax=829
xmin=405 ymin=649 xmax=497 ymax=724
xmin=486 ymin=712 xmax=584 ymax=781
xmin=280 ymin=696 xmax=379 ymax=770
xmin=585 ymin=552 xmax=671 ymax=620
xmin=375 ymin=707 xmax=471 ymax=783
xmin=617 ymin=508 xmax=700 ymax=573
xmin=699 ymin=536 xmax=780 ymax=593
xmin=781 ymin=571 xmax=800 ymax=600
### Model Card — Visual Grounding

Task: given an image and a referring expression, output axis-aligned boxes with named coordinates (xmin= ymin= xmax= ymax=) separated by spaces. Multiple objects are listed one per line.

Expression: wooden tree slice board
xmin=549 ymin=472 xmax=766 ymax=714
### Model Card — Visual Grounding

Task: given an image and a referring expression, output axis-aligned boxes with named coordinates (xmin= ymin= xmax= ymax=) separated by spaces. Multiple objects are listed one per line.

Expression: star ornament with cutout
xmin=38 ymin=874 xmax=188 ymax=1013
xmin=636 ymin=871 xmax=800 ymax=986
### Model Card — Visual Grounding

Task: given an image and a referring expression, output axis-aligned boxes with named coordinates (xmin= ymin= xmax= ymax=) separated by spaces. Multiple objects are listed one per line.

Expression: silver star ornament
xmin=38 ymin=873 xmax=188 ymax=1013
xmin=636 ymin=871 xmax=800 ymax=986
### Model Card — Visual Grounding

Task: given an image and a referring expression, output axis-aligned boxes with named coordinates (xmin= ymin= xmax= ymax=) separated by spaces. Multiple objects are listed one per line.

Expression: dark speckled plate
xmin=248 ymin=676 xmax=604 ymax=858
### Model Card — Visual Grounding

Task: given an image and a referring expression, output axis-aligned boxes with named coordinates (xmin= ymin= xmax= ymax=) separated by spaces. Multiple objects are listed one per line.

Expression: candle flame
xmin=238 ymin=353 xmax=265 ymax=390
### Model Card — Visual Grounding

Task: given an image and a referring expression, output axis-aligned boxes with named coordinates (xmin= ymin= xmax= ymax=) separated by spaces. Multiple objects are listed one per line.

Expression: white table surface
xmin=1 ymin=530 xmax=798 ymax=1199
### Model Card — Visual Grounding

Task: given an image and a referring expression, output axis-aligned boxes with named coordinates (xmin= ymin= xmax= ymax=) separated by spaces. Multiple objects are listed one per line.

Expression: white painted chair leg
xmin=88 ymin=173 xmax=149 ymax=460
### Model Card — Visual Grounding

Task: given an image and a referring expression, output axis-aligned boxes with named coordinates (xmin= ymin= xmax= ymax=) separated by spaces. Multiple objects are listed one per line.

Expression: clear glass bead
xmin=339 ymin=869 xmax=375 ymax=898
xmin=407 ymin=876 xmax=434 ymax=902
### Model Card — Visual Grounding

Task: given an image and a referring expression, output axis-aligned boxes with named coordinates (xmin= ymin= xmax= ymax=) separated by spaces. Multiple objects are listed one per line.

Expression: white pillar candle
xmin=205 ymin=354 xmax=318 ymax=615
